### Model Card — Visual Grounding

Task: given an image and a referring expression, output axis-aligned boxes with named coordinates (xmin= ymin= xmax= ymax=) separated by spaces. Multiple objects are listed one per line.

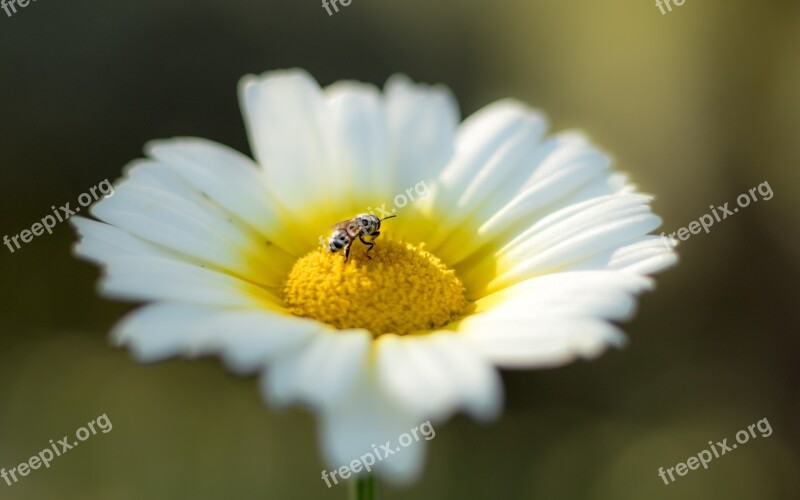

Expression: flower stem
xmin=349 ymin=475 xmax=379 ymax=500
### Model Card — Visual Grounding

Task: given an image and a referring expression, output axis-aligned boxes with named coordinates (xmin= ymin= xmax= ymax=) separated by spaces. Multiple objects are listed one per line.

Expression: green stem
xmin=349 ymin=475 xmax=379 ymax=500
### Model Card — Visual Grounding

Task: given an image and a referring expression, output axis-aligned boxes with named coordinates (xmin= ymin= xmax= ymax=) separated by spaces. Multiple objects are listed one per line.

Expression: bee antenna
xmin=380 ymin=215 xmax=397 ymax=221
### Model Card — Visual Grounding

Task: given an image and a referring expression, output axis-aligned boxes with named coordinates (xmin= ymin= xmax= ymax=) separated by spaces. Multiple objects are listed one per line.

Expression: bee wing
xmin=330 ymin=219 xmax=360 ymax=235
xmin=329 ymin=220 xmax=351 ymax=231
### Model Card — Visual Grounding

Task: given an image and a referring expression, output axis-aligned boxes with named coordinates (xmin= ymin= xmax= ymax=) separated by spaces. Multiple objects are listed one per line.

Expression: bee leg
xmin=344 ymin=242 xmax=352 ymax=263
xmin=359 ymin=234 xmax=375 ymax=259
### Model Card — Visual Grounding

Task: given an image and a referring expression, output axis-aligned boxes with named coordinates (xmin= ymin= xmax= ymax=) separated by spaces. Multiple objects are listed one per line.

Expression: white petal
xmin=145 ymin=138 xmax=301 ymax=255
xmin=423 ymin=101 xmax=548 ymax=247
xmin=438 ymin=100 xmax=548 ymax=212
xmin=384 ymin=74 xmax=459 ymax=190
xmin=73 ymin=216 xmax=276 ymax=308
xmin=474 ymin=270 xmax=653 ymax=321
xmin=450 ymin=133 xmax=613 ymax=261
xmin=90 ymin=163 xmax=293 ymax=287
xmin=71 ymin=217 xmax=176 ymax=264
xmin=462 ymin=317 xmax=626 ymax=369
xmin=460 ymin=270 xmax=658 ymax=368
xmin=261 ymin=329 xmax=372 ymax=410
xmin=111 ymin=303 xmax=220 ymax=362
xmin=319 ymin=375 xmax=432 ymax=485
xmin=476 ymin=194 xmax=662 ymax=292
xmin=112 ymin=304 xmax=321 ymax=373
xmin=375 ymin=334 xmax=455 ymax=421
xmin=185 ymin=310 xmax=321 ymax=374
xmin=99 ymin=254 xmax=280 ymax=307
xmin=238 ymin=69 xmax=337 ymax=222
xmin=375 ymin=333 xmax=502 ymax=422
xmin=324 ymin=82 xmax=392 ymax=208
xmin=563 ymin=235 xmax=678 ymax=275
xmin=431 ymin=127 xmax=627 ymax=265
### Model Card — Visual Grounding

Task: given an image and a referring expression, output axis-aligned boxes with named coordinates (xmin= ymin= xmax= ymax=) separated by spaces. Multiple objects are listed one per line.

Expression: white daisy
xmin=72 ymin=69 xmax=676 ymax=485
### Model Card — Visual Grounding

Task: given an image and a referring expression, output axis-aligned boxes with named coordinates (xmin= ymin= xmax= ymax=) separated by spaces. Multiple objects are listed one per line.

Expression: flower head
xmin=72 ymin=69 xmax=677 ymax=484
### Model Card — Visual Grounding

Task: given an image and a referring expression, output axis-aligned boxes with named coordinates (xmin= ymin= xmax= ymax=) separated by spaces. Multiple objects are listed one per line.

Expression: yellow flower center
xmin=283 ymin=239 xmax=468 ymax=335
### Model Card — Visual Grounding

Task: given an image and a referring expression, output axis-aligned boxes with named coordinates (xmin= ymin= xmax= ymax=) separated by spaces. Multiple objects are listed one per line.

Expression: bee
xmin=327 ymin=213 xmax=396 ymax=262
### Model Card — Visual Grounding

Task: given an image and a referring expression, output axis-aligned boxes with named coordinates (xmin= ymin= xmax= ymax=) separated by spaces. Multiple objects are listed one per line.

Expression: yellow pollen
xmin=283 ymin=239 xmax=468 ymax=335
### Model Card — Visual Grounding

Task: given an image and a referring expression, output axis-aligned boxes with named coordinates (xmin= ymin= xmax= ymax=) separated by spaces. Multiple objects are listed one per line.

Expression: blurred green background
xmin=1 ymin=0 xmax=799 ymax=498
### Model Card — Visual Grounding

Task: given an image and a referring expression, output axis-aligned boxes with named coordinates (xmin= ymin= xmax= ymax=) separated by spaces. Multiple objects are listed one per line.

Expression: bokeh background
xmin=1 ymin=0 xmax=799 ymax=498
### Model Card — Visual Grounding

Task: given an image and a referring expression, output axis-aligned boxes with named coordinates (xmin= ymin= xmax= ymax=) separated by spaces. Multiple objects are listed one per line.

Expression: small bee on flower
xmin=326 ymin=213 xmax=396 ymax=262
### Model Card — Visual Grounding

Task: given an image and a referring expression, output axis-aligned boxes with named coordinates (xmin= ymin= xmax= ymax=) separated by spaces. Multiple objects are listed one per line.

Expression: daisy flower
xmin=72 ymin=69 xmax=676 ymax=488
